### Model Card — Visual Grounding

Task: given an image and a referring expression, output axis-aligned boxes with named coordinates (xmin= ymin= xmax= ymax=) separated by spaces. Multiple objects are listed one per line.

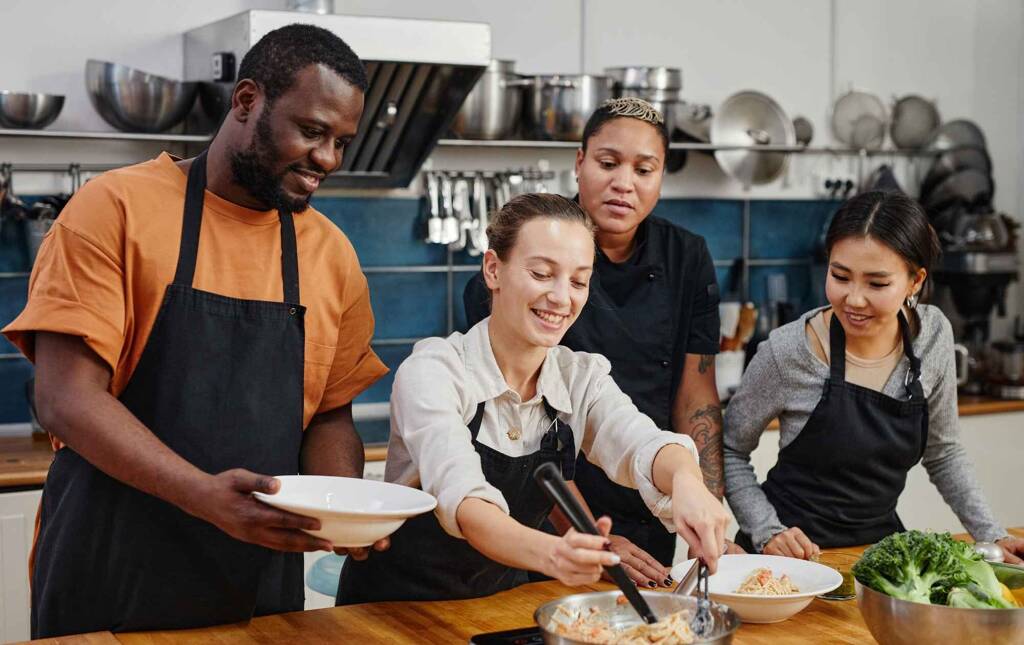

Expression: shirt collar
xmin=464 ymin=318 xmax=573 ymax=415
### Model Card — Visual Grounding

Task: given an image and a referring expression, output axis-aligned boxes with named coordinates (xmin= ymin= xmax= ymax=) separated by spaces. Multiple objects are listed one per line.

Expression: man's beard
xmin=229 ymin=109 xmax=311 ymax=214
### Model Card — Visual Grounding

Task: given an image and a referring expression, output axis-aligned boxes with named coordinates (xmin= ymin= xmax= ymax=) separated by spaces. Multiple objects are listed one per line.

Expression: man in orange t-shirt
xmin=2 ymin=25 xmax=389 ymax=637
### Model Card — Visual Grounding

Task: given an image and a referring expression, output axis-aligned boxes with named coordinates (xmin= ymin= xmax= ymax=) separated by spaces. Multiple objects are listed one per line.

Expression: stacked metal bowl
xmin=85 ymin=59 xmax=198 ymax=133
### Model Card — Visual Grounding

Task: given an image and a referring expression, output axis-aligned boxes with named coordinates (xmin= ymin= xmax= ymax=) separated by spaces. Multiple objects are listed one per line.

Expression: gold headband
xmin=600 ymin=97 xmax=664 ymax=125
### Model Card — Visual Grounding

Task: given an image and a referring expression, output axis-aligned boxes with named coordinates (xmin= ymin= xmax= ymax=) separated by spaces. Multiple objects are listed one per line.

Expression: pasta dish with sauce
xmin=735 ymin=568 xmax=800 ymax=595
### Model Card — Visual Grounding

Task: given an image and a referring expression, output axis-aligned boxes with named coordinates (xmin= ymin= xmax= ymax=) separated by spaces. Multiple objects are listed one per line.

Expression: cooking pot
xmin=711 ymin=90 xmax=795 ymax=186
xmin=521 ymin=74 xmax=611 ymax=141
xmin=451 ymin=59 xmax=525 ymax=140
xmin=605 ymin=66 xmax=686 ymax=137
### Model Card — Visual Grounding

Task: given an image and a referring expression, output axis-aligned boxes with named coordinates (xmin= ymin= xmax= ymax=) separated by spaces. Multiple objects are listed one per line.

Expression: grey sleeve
xmin=724 ymin=339 xmax=789 ymax=551
xmin=920 ymin=323 xmax=1008 ymax=542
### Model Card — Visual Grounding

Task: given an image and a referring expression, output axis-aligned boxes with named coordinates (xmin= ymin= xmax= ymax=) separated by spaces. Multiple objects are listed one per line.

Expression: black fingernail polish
xmin=664 ymin=578 xmax=673 ymax=586
xmin=647 ymin=581 xmax=657 ymax=588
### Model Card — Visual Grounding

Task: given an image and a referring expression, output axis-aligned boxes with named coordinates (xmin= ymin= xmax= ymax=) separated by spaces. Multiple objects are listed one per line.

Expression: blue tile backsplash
xmin=0 ymin=196 xmax=842 ymax=442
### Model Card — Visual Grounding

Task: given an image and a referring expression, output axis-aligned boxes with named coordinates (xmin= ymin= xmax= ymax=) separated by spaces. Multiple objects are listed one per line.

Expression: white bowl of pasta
xmin=670 ymin=554 xmax=843 ymax=624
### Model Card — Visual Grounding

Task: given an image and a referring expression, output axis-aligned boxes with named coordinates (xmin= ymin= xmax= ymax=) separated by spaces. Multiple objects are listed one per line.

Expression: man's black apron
xmin=335 ymin=398 xmax=576 ymax=604
xmin=736 ymin=311 xmax=928 ymax=551
xmin=32 ymin=151 xmax=306 ymax=637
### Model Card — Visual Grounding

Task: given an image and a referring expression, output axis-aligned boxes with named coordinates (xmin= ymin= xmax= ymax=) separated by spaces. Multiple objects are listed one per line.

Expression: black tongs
xmin=533 ymin=462 xmax=658 ymax=624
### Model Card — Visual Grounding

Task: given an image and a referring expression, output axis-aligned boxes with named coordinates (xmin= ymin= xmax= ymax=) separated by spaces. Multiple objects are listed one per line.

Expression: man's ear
xmin=230 ymin=79 xmax=261 ymax=123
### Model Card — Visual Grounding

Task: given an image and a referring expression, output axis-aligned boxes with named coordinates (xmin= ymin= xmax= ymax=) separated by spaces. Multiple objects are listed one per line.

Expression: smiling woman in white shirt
xmin=335 ymin=193 xmax=728 ymax=604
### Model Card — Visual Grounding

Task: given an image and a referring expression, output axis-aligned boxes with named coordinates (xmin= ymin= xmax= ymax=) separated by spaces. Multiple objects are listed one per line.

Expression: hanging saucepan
xmin=889 ymin=94 xmax=941 ymax=149
xmin=831 ymin=89 xmax=887 ymax=149
xmin=711 ymin=90 xmax=795 ymax=186
xmin=520 ymin=74 xmax=611 ymax=141
xmin=926 ymin=119 xmax=987 ymax=151
xmin=922 ymin=168 xmax=994 ymax=213
xmin=920 ymin=146 xmax=992 ymax=199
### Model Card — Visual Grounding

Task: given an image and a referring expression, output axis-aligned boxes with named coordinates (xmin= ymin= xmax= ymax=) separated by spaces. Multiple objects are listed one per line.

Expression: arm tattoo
xmin=697 ymin=354 xmax=714 ymax=374
xmin=688 ymin=403 xmax=724 ymax=499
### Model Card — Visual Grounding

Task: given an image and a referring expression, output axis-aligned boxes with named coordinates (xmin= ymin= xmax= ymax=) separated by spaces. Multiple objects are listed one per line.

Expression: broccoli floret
xmin=852 ymin=531 xmax=973 ymax=605
xmin=959 ymin=555 xmax=1015 ymax=609
xmin=947 ymin=582 xmax=1015 ymax=610
xmin=948 ymin=585 xmax=994 ymax=609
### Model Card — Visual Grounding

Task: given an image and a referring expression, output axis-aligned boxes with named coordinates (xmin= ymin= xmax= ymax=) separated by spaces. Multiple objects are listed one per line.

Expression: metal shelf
xmin=437 ymin=138 xmax=938 ymax=156
xmin=0 ymin=128 xmax=211 ymax=144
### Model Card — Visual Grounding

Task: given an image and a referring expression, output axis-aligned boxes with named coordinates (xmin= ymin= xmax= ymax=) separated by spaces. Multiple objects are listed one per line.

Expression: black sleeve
xmin=462 ymin=271 xmax=491 ymax=327
xmin=685 ymin=238 xmax=721 ymax=355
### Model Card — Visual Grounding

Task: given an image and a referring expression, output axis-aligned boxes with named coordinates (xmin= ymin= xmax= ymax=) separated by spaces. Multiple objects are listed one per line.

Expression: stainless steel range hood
xmin=184 ymin=11 xmax=489 ymax=188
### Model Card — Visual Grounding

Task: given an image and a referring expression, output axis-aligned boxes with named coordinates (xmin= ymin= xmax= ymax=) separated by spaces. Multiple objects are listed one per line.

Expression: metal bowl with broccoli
xmin=853 ymin=531 xmax=1024 ymax=645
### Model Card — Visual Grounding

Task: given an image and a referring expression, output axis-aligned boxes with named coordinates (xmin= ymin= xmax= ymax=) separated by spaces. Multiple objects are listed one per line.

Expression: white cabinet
xmin=0 ymin=488 xmax=42 ymax=643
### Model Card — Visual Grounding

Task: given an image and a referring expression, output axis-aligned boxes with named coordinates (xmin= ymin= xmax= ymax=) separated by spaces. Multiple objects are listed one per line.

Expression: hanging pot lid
xmin=711 ymin=90 xmax=795 ymax=186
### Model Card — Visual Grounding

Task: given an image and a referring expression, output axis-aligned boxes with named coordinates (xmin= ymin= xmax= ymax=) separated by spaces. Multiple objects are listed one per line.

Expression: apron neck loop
xmin=172 ymin=150 xmax=301 ymax=305
xmin=540 ymin=397 xmax=576 ymax=479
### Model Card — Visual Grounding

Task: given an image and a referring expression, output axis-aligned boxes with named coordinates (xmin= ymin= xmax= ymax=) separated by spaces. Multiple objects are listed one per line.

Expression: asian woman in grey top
xmin=723 ymin=191 xmax=1024 ymax=563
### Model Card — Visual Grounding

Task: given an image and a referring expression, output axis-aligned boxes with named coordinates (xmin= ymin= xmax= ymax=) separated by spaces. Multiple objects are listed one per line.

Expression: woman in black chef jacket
xmin=465 ymin=98 xmax=732 ymax=586
xmin=336 ymin=193 xmax=729 ymax=605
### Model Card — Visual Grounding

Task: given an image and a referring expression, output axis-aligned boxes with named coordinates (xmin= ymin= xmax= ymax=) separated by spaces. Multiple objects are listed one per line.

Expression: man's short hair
xmin=237 ymin=23 xmax=368 ymax=102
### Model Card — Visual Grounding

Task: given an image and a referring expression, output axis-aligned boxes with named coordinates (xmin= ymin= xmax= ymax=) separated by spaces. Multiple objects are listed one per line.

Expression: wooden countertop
xmin=3 ymin=396 xmax=1023 ymax=490
xmin=25 ymin=528 xmax=1022 ymax=645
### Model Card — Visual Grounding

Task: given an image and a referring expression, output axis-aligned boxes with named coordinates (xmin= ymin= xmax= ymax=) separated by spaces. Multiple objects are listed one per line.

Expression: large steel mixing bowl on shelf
xmin=85 ymin=59 xmax=198 ymax=133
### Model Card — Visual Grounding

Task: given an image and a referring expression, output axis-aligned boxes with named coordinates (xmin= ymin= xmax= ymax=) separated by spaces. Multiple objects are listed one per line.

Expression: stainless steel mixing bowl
xmin=857 ymin=582 xmax=1024 ymax=645
xmin=0 ymin=92 xmax=64 ymax=129
xmin=85 ymin=59 xmax=198 ymax=133
xmin=535 ymin=590 xmax=740 ymax=644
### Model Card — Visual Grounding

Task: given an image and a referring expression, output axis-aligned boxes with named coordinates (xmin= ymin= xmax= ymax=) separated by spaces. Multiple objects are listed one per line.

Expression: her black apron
xmin=736 ymin=310 xmax=928 ymax=552
xmin=335 ymin=398 xmax=576 ymax=604
xmin=568 ymin=246 xmax=678 ymax=564
xmin=31 ymin=151 xmax=306 ymax=637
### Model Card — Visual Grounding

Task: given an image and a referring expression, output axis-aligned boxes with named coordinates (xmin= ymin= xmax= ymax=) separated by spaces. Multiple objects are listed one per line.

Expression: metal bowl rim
xmin=857 ymin=581 xmax=1024 ymax=615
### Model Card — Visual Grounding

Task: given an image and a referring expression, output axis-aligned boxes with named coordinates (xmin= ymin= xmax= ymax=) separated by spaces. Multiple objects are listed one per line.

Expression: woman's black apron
xmin=736 ymin=311 xmax=928 ymax=551
xmin=335 ymin=399 xmax=575 ymax=604
xmin=32 ymin=151 xmax=306 ymax=637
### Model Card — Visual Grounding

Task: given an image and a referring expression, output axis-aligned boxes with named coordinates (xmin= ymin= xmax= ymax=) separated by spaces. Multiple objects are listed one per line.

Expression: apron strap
xmin=467 ymin=401 xmax=486 ymax=439
xmin=172 ymin=150 xmax=301 ymax=305
xmin=279 ymin=210 xmax=300 ymax=304
xmin=173 ymin=151 xmax=208 ymax=288
xmin=541 ymin=398 xmax=576 ymax=480
xmin=827 ymin=311 xmax=847 ymax=383
xmin=897 ymin=310 xmax=923 ymax=398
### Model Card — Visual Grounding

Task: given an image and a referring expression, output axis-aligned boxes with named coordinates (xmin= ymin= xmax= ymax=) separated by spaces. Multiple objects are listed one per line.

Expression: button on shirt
xmin=385 ymin=318 xmax=699 ymax=539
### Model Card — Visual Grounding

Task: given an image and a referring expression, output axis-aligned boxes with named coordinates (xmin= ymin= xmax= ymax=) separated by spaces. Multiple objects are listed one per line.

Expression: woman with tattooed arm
xmin=465 ymin=99 xmax=738 ymax=589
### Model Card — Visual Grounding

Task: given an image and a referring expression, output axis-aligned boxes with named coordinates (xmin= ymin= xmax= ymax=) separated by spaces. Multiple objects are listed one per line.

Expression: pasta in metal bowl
xmin=534 ymin=589 xmax=740 ymax=644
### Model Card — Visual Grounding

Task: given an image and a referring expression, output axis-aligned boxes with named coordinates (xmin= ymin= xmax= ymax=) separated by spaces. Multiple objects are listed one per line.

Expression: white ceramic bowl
xmin=254 ymin=475 xmax=436 ymax=548
xmin=671 ymin=554 xmax=843 ymax=624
